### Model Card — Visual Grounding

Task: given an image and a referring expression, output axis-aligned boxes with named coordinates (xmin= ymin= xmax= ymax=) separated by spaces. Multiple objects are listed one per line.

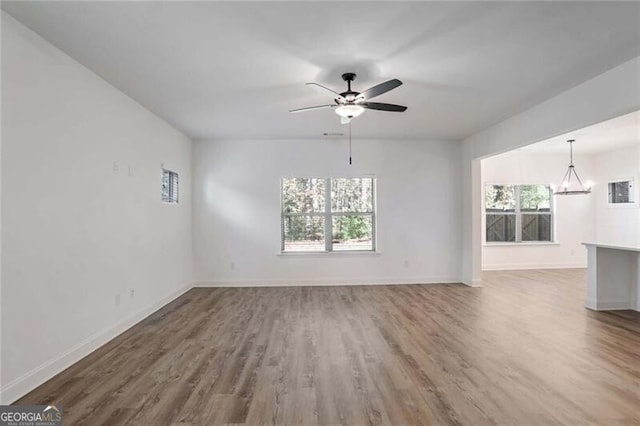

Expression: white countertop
xmin=582 ymin=242 xmax=640 ymax=252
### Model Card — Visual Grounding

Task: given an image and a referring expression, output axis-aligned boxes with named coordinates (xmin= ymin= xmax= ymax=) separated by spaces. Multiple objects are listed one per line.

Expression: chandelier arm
xmin=572 ymin=168 xmax=587 ymax=189
xmin=556 ymin=167 xmax=571 ymax=191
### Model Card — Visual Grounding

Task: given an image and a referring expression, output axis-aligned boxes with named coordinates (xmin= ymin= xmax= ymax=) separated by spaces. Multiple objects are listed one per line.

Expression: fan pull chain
xmin=349 ymin=122 xmax=352 ymax=165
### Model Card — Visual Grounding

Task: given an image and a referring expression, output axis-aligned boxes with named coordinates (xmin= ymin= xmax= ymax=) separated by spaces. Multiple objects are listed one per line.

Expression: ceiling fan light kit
xmin=554 ymin=139 xmax=592 ymax=195
xmin=335 ymin=104 xmax=365 ymax=118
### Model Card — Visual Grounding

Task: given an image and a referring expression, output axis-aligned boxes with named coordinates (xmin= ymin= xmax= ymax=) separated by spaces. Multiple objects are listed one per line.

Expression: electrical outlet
xmin=129 ymin=289 xmax=135 ymax=299
xmin=113 ymin=161 xmax=119 ymax=174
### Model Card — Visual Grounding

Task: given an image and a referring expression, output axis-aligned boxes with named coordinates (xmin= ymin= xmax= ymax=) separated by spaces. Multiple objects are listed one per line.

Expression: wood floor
xmin=16 ymin=269 xmax=640 ymax=425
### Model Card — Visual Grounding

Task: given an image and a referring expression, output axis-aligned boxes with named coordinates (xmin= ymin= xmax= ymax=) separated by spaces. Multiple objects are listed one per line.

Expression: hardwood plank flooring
xmin=15 ymin=269 xmax=640 ymax=425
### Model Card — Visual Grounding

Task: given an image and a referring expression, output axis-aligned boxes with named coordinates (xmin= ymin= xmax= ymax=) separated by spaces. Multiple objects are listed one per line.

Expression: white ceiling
xmin=517 ymin=110 xmax=640 ymax=155
xmin=3 ymin=1 xmax=640 ymax=141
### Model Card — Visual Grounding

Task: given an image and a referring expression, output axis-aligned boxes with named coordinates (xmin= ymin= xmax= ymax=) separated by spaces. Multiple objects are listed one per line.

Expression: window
xmin=162 ymin=169 xmax=179 ymax=203
xmin=608 ymin=178 xmax=635 ymax=205
xmin=485 ymin=184 xmax=553 ymax=243
xmin=281 ymin=177 xmax=375 ymax=252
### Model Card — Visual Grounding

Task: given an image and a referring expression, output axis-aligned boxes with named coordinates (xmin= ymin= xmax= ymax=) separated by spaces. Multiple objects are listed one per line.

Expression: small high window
xmin=608 ymin=179 xmax=635 ymax=205
xmin=162 ymin=169 xmax=179 ymax=204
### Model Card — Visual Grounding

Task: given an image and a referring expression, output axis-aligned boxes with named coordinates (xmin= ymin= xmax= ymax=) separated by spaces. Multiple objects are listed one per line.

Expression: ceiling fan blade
xmin=361 ymin=102 xmax=407 ymax=112
xmin=357 ymin=79 xmax=402 ymax=100
xmin=341 ymin=116 xmax=352 ymax=125
xmin=306 ymin=82 xmax=346 ymax=101
xmin=289 ymin=105 xmax=335 ymax=113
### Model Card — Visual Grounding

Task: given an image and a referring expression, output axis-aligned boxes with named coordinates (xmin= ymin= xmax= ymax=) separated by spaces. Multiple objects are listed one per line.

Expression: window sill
xmin=606 ymin=203 xmax=638 ymax=209
xmin=483 ymin=242 xmax=560 ymax=247
xmin=278 ymin=251 xmax=382 ymax=257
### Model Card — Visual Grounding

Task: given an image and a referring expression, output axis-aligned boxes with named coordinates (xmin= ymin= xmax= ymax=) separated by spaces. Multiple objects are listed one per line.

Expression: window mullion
xmin=515 ymin=185 xmax=522 ymax=242
xmin=281 ymin=179 xmax=285 ymax=252
xmin=372 ymin=178 xmax=377 ymax=251
xmin=549 ymin=186 xmax=556 ymax=241
xmin=324 ymin=178 xmax=332 ymax=252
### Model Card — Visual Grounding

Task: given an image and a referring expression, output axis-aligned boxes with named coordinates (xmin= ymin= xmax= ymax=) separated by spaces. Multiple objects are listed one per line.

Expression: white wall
xmin=0 ymin=9 xmax=4 ymax=406
xmin=1 ymin=12 xmax=193 ymax=403
xmin=593 ymin=145 xmax=640 ymax=246
xmin=461 ymin=56 xmax=640 ymax=285
xmin=193 ymin=138 xmax=461 ymax=286
xmin=481 ymin=151 xmax=596 ymax=270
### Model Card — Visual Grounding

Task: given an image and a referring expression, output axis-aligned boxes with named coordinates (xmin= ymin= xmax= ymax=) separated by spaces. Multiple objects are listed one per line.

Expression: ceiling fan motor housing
xmin=342 ymin=72 xmax=356 ymax=82
xmin=340 ymin=72 xmax=359 ymax=99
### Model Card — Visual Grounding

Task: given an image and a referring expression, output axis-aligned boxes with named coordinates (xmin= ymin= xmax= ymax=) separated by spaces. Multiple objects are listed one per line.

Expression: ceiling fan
xmin=290 ymin=72 xmax=407 ymax=124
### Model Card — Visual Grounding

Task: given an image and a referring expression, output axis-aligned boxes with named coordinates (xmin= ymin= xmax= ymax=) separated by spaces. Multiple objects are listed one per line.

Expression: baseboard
xmin=585 ymin=299 xmax=598 ymax=310
xmin=585 ymin=299 xmax=634 ymax=311
xmin=194 ymin=276 xmax=461 ymax=288
xmin=0 ymin=283 xmax=192 ymax=405
xmin=462 ymin=278 xmax=483 ymax=288
xmin=482 ymin=262 xmax=586 ymax=271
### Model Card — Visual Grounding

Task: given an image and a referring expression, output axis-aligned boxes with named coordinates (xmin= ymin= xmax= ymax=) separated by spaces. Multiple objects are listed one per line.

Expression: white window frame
xmin=606 ymin=177 xmax=637 ymax=208
xmin=280 ymin=177 xmax=377 ymax=253
xmin=162 ymin=168 xmax=179 ymax=204
xmin=484 ymin=184 xmax=555 ymax=244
